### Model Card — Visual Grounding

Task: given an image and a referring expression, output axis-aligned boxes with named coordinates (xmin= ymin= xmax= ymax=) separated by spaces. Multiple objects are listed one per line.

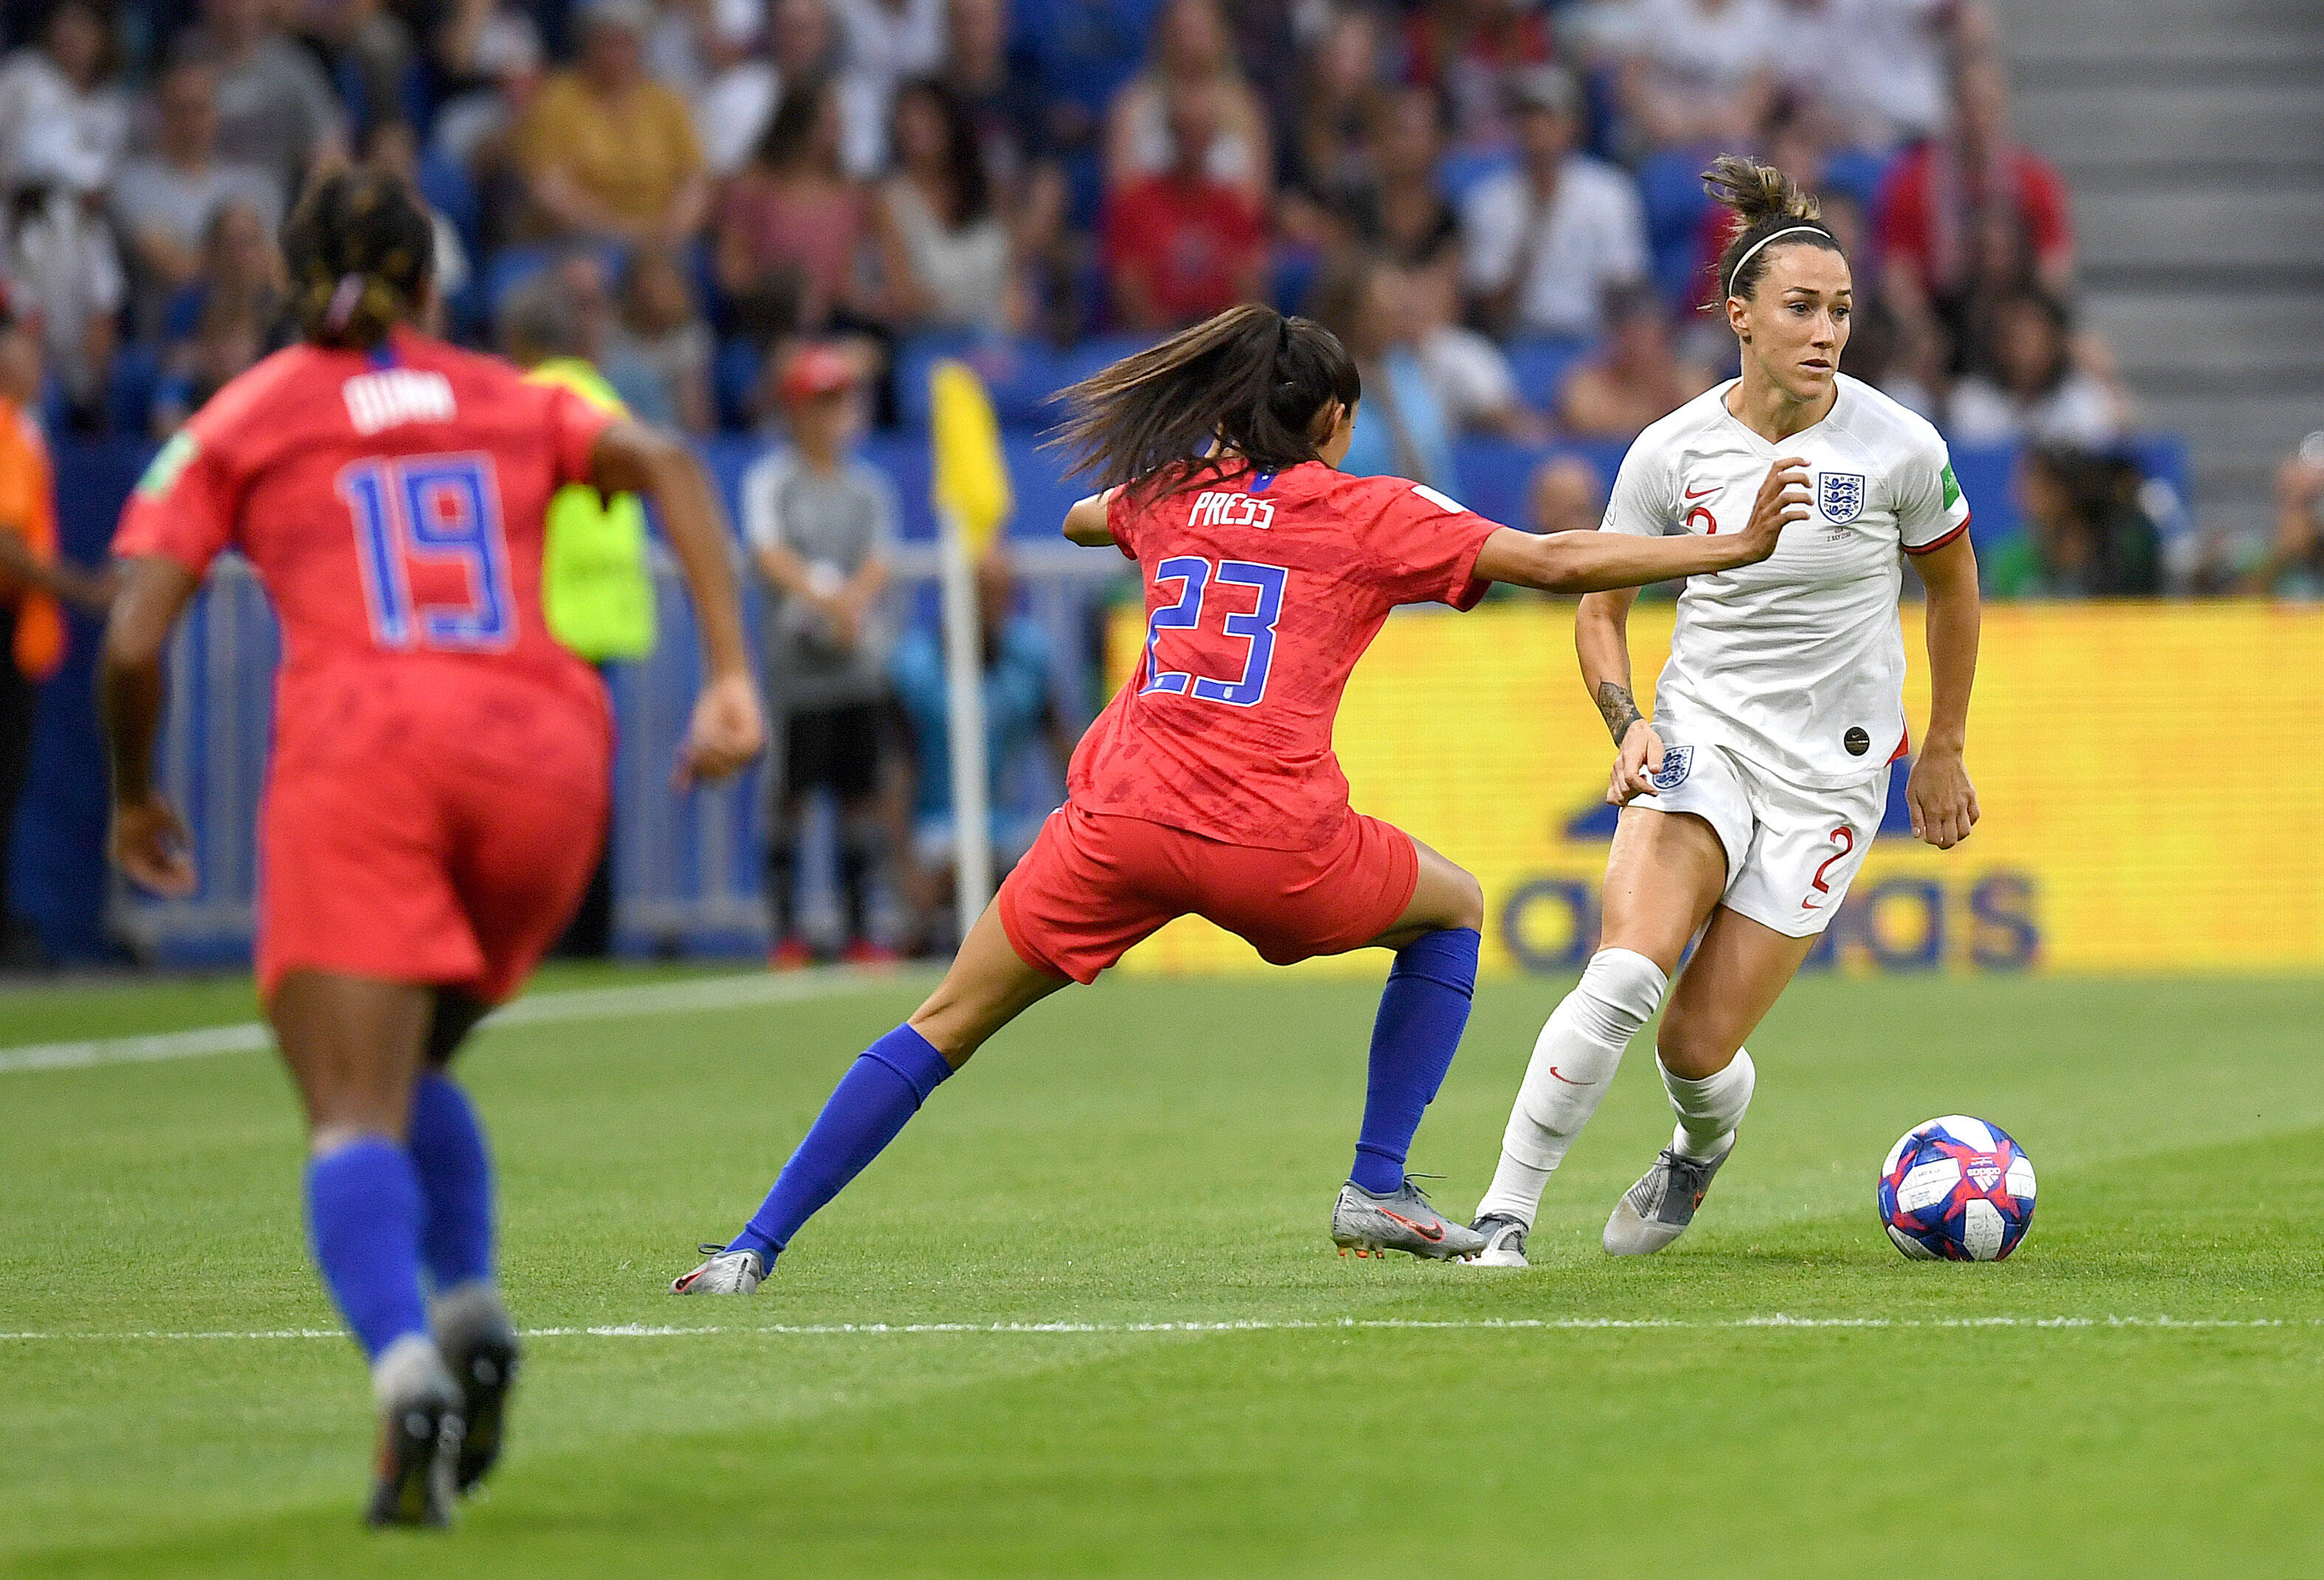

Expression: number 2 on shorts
xmin=1140 ymin=555 xmax=1288 ymax=709
xmin=1804 ymin=824 xmax=1855 ymax=909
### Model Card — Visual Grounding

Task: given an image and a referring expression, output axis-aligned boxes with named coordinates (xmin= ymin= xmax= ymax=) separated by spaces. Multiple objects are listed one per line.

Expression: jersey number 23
xmin=1139 ymin=555 xmax=1287 ymax=709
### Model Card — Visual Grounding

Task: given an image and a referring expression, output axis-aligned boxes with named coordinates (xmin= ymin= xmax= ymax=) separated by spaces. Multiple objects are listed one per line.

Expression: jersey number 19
xmin=338 ymin=451 xmax=515 ymax=652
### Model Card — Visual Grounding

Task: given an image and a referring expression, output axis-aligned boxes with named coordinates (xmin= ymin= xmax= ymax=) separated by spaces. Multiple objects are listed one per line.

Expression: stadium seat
xmin=713 ymin=338 xmax=765 ymax=432
xmin=1504 ymin=336 xmax=1594 ymax=410
xmin=1272 ymin=244 xmax=1324 ymax=319
xmin=1448 ymin=434 xmax=1628 ymax=529
xmin=483 ymin=244 xmax=560 ymax=321
xmin=104 ymin=342 xmax=160 ymax=437
xmin=892 ymin=330 xmax=1004 ymax=429
xmin=1638 ymin=147 xmax=1716 ymax=310
xmin=1820 ymin=148 xmax=1896 ymax=218
xmin=416 ymin=148 xmax=481 ymax=266
xmin=1436 ymin=145 xmax=1515 ymax=209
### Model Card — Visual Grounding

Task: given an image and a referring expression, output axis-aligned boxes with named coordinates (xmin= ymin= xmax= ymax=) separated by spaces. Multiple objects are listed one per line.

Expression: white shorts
xmin=1620 ymin=738 xmax=1888 ymax=938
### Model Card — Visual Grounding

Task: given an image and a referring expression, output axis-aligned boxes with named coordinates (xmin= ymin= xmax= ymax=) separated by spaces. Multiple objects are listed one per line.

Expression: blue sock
xmin=304 ymin=1137 xmax=430 ymax=1362
xmin=407 ymin=1072 xmax=494 ymax=1292
xmin=730 ymin=1024 xmax=955 ymax=1262
xmin=1351 ymin=927 xmax=1480 ymax=1194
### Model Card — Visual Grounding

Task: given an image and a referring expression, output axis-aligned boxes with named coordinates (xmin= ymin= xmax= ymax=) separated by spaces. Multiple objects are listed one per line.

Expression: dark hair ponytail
xmin=1704 ymin=152 xmax=1841 ymax=306
xmin=282 ymin=168 xmax=435 ymax=350
xmin=1048 ymin=303 xmax=1360 ymax=496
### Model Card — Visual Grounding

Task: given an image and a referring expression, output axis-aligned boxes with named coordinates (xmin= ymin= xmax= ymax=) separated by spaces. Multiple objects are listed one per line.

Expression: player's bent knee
xmin=1445 ymin=867 xmax=1485 ymax=933
xmin=1654 ymin=1008 xmax=1738 ymax=1081
xmin=1571 ymin=948 xmax=1668 ymax=1044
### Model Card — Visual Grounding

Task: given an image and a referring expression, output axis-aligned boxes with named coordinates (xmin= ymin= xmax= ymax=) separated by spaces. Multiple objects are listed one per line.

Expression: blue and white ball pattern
xmin=1878 ymin=1115 xmax=2036 ymax=1262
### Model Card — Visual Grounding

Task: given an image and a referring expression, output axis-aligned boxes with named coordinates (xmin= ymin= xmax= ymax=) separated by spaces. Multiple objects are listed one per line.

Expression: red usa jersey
xmin=1069 ymin=462 xmax=1501 ymax=849
xmin=114 ymin=328 xmax=616 ymax=749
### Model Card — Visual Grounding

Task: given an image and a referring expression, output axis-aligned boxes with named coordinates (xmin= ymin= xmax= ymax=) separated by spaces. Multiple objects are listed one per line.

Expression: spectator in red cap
xmin=739 ymin=342 xmax=901 ymax=966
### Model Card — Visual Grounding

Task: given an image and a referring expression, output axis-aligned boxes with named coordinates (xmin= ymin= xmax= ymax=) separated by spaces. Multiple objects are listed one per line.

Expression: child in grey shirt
xmin=740 ymin=343 xmax=898 ymax=963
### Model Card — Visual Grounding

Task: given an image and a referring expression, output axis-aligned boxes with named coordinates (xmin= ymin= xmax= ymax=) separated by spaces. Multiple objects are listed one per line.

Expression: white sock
xmin=1476 ymin=948 xmax=1667 ymax=1227
xmin=428 ymin=1278 xmax=507 ymax=1353
xmin=1660 ymin=1048 xmax=1755 ymax=1160
xmin=371 ymin=1331 xmax=452 ymax=1409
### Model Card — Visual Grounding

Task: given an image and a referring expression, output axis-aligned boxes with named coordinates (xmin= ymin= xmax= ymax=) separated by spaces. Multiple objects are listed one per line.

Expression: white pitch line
xmin=0 ymin=1315 xmax=2311 ymax=1342
xmin=0 ymin=966 xmax=930 ymax=1075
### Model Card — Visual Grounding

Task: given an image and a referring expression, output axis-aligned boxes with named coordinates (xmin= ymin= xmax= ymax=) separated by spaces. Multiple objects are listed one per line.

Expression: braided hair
xmin=1704 ymin=153 xmax=1842 ymax=307
xmin=281 ymin=168 xmax=435 ymax=350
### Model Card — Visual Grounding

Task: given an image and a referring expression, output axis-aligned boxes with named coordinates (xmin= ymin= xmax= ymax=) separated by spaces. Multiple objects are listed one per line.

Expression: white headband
xmin=1725 ymin=224 xmax=1830 ymax=299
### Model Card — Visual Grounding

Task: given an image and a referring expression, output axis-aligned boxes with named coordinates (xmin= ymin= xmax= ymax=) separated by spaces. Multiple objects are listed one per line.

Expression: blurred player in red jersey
xmin=98 ymin=171 xmax=763 ymax=1528
xmin=673 ymin=302 xmax=1809 ymax=1296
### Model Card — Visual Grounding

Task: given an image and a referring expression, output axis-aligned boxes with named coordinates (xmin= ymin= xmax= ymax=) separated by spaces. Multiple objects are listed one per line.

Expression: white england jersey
xmin=1603 ymin=373 xmax=1971 ymax=788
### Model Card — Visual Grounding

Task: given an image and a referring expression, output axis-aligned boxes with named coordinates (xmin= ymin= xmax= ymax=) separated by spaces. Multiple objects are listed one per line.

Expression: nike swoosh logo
xmin=1799 ymin=899 xmax=1822 ymax=910
xmin=1683 ymin=485 xmax=1718 ymax=499
xmin=1548 ymin=1066 xmax=1585 ymax=1085
xmin=1378 ymin=1208 xmax=1444 ymax=1242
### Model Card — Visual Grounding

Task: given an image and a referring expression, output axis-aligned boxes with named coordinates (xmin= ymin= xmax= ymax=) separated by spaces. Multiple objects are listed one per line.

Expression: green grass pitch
xmin=4 ymin=965 xmax=2320 ymax=1577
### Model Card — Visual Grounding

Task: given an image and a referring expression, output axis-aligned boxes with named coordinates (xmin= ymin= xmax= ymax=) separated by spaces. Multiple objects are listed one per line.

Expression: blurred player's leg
xmin=677 ymin=900 xmax=1068 ymax=1292
xmin=1473 ymin=809 xmax=1726 ymax=1261
xmin=409 ymin=991 xmax=516 ymax=1496
xmin=415 ymin=718 xmax=606 ymax=1483
xmin=1331 ymin=839 xmax=1487 ymax=1260
xmin=272 ymin=971 xmax=460 ymax=1527
xmin=1604 ymin=906 xmax=1813 ymax=1255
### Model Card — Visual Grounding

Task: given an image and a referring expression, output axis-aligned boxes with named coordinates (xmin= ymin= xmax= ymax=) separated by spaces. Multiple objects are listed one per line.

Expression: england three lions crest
xmin=1817 ymin=471 xmax=1867 ymax=524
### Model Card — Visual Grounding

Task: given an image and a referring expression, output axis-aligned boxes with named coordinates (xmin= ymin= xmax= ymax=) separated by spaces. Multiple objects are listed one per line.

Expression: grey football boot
xmin=1332 ymin=1179 xmax=1487 ymax=1261
xmin=1462 ymin=1213 xmax=1529 ymax=1269
xmin=670 ymin=1243 xmax=767 ymax=1295
xmin=429 ymin=1287 xmax=521 ymax=1497
xmin=1602 ymin=1142 xmax=1732 ymax=1255
xmin=364 ymin=1341 xmax=464 ymax=1529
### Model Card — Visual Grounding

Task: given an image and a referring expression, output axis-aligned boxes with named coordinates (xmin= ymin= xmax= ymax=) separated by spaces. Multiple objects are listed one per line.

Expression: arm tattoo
xmin=1594 ymin=682 xmax=1643 ymax=746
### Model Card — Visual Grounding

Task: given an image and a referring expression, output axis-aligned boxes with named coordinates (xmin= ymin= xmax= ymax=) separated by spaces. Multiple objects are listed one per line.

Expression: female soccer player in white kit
xmin=1466 ymin=156 xmax=1985 ymax=1268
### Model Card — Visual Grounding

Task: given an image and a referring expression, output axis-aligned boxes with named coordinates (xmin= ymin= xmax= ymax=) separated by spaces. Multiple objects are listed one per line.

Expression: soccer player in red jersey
xmin=98 ymin=172 xmax=764 ymax=1526
xmin=673 ymin=302 xmax=1805 ymax=1295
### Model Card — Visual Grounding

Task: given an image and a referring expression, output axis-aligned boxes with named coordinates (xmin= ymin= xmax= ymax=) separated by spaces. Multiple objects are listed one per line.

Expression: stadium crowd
xmin=0 ymin=0 xmax=2194 ymax=572
xmin=1 ymin=0 xmax=2317 ymax=963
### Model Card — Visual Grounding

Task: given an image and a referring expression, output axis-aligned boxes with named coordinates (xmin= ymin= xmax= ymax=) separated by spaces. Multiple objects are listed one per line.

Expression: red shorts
xmin=255 ymin=668 xmax=612 ymax=1006
xmin=997 ymin=803 xmax=1419 ymax=985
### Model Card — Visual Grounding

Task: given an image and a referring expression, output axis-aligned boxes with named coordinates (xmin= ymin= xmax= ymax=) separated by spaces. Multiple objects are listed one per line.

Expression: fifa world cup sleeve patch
xmin=1940 ymin=462 xmax=1962 ymax=511
xmin=136 ymin=432 xmax=199 ymax=499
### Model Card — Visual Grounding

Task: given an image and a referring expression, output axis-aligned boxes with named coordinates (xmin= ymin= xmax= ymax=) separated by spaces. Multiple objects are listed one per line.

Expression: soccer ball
xmin=1878 ymin=1115 xmax=2036 ymax=1261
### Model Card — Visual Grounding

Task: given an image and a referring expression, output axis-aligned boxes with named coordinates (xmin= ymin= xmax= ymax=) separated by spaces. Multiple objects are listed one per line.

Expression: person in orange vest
xmin=0 ymin=297 xmax=114 ymax=957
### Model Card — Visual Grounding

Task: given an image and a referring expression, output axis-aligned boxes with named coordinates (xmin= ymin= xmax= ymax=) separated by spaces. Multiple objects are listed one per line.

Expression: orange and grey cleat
xmin=671 ymin=1242 xmax=767 ymax=1295
xmin=1330 ymin=1178 xmax=1487 ymax=1261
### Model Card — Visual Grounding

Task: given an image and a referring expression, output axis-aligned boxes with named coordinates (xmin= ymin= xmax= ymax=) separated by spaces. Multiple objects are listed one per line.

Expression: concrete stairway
xmin=1996 ymin=0 xmax=2324 ymax=547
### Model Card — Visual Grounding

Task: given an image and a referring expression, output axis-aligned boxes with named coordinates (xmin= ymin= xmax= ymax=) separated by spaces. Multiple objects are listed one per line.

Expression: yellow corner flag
xmin=929 ymin=358 xmax=1012 ymax=556
xmin=927 ymin=357 xmax=1011 ymax=935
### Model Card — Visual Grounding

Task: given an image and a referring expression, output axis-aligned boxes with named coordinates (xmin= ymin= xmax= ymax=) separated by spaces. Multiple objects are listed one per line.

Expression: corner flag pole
xmin=936 ymin=505 xmax=992 ymax=941
xmin=928 ymin=361 xmax=1011 ymax=943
